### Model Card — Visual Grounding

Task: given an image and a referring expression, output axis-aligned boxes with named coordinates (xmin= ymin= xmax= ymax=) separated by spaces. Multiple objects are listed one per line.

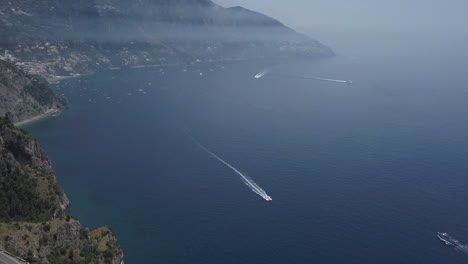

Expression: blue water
xmin=26 ymin=32 xmax=468 ymax=263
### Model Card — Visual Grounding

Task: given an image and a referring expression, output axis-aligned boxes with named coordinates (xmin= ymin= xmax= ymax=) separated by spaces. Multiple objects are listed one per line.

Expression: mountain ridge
xmin=0 ymin=0 xmax=333 ymax=78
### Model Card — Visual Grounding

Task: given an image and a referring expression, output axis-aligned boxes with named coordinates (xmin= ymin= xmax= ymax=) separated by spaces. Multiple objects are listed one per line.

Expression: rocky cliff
xmin=0 ymin=116 xmax=124 ymax=264
xmin=0 ymin=117 xmax=69 ymax=221
xmin=0 ymin=219 xmax=124 ymax=264
xmin=0 ymin=0 xmax=333 ymax=78
xmin=0 ymin=60 xmax=65 ymax=123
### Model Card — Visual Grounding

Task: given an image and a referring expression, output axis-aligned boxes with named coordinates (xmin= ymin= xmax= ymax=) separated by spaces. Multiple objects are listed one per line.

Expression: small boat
xmin=437 ymin=232 xmax=461 ymax=247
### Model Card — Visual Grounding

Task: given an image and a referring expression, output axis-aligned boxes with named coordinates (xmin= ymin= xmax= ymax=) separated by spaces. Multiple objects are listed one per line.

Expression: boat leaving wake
xmin=437 ymin=232 xmax=468 ymax=254
xmin=192 ymin=139 xmax=272 ymax=201
xmin=254 ymin=69 xmax=269 ymax=79
xmin=284 ymin=74 xmax=352 ymax=84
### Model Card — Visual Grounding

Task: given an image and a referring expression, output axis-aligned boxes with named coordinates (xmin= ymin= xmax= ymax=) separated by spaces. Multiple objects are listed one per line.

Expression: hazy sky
xmin=214 ymin=0 xmax=468 ymax=36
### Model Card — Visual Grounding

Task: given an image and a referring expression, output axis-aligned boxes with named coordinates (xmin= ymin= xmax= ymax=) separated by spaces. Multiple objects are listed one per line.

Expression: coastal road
xmin=0 ymin=250 xmax=28 ymax=264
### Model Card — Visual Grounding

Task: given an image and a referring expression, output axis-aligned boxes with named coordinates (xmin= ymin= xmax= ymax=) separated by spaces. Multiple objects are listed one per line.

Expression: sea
xmin=25 ymin=31 xmax=468 ymax=263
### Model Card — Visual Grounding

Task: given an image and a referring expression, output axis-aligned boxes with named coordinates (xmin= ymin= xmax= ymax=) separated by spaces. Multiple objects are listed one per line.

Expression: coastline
xmin=36 ymin=57 xmax=280 ymax=85
xmin=46 ymin=74 xmax=83 ymax=84
xmin=14 ymin=108 xmax=60 ymax=127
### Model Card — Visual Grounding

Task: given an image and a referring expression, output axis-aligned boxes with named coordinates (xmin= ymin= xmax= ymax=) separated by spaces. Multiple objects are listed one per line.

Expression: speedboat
xmin=437 ymin=232 xmax=460 ymax=246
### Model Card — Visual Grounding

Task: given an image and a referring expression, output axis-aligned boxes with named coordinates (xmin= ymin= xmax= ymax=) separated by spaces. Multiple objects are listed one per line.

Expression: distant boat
xmin=346 ymin=80 xmax=353 ymax=84
xmin=254 ymin=70 xmax=269 ymax=79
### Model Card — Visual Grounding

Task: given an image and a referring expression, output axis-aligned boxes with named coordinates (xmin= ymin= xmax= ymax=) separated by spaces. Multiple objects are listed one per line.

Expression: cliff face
xmin=0 ymin=117 xmax=124 ymax=264
xmin=0 ymin=60 xmax=65 ymax=123
xmin=0 ymin=0 xmax=333 ymax=77
xmin=0 ymin=118 xmax=69 ymax=221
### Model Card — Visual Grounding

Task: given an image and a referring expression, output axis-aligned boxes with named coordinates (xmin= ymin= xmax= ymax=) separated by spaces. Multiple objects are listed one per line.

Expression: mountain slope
xmin=0 ymin=117 xmax=68 ymax=222
xmin=0 ymin=116 xmax=124 ymax=264
xmin=0 ymin=60 xmax=65 ymax=123
xmin=0 ymin=0 xmax=333 ymax=77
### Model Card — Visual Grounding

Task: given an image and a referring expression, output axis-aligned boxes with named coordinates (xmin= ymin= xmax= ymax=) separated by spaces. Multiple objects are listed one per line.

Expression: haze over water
xmin=27 ymin=31 xmax=468 ymax=263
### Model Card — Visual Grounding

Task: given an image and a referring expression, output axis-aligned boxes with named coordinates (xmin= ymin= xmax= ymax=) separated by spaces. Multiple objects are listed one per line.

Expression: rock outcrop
xmin=0 ymin=117 xmax=124 ymax=264
xmin=0 ymin=219 xmax=124 ymax=264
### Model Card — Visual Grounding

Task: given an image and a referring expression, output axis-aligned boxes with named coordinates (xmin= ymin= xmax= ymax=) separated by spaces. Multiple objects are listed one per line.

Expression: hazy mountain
xmin=0 ymin=0 xmax=333 ymax=77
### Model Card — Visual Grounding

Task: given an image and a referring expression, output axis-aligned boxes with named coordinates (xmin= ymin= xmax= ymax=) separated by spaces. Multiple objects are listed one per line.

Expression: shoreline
xmin=46 ymin=74 xmax=84 ymax=84
xmin=14 ymin=108 xmax=60 ymax=127
xmin=43 ymin=57 xmax=270 ymax=84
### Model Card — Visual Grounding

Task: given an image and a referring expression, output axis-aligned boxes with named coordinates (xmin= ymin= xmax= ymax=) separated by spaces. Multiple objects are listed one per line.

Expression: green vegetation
xmin=0 ymin=168 xmax=57 ymax=222
xmin=48 ymin=253 xmax=100 ymax=264
xmin=0 ymin=61 xmax=53 ymax=106
xmin=1 ymin=60 xmax=66 ymax=123
xmin=47 ymin=227 xmax=118 ymax=264
xmin=0 ymin=220 xmax=121 ymax=264
xmin=0 ymin=114 xmax=60 ymax=223
xmin=24 ymin=75 xmax=57 ymax=106
xmin=0 ymin=115 xmax=14 ymax=128
xmin=0 ymin=111 xmax=121 ymax=264
xmin=90 ymin=227 xmax=112 ymax=253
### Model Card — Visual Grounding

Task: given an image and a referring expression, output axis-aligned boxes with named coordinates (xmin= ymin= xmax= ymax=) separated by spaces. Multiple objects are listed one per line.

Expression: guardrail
xmin=0 ymin=248 xmax=30 ymax=264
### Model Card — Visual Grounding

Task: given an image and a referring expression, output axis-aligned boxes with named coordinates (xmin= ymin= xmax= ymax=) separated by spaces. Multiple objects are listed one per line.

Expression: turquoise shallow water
xmin=26 ymin=33 xmax=468 ymax=263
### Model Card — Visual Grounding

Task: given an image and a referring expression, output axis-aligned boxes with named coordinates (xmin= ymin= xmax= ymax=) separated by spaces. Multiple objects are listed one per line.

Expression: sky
xmin=214 ymin=0 xmax=468 ymax=36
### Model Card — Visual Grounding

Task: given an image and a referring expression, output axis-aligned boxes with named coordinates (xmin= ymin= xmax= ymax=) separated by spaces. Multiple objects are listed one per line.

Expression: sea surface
xmin=26 ymin=32 xmax=468 ymax=263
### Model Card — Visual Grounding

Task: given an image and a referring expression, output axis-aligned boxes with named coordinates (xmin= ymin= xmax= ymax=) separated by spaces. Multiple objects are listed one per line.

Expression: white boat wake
xmin=254 ymin=69 xmax=270 ymax=79
xmin=437 ymin=232 xmax=468 ymax=254
xmin=285 ymin=74 xmax=352 ymax=84
xmin=456 ymin=244 xmax=468 ymax=254
xmin=193 ymin=139 xmax=272 ymax=201
xmin=309 ymin=76 xmax=353 ymax=84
